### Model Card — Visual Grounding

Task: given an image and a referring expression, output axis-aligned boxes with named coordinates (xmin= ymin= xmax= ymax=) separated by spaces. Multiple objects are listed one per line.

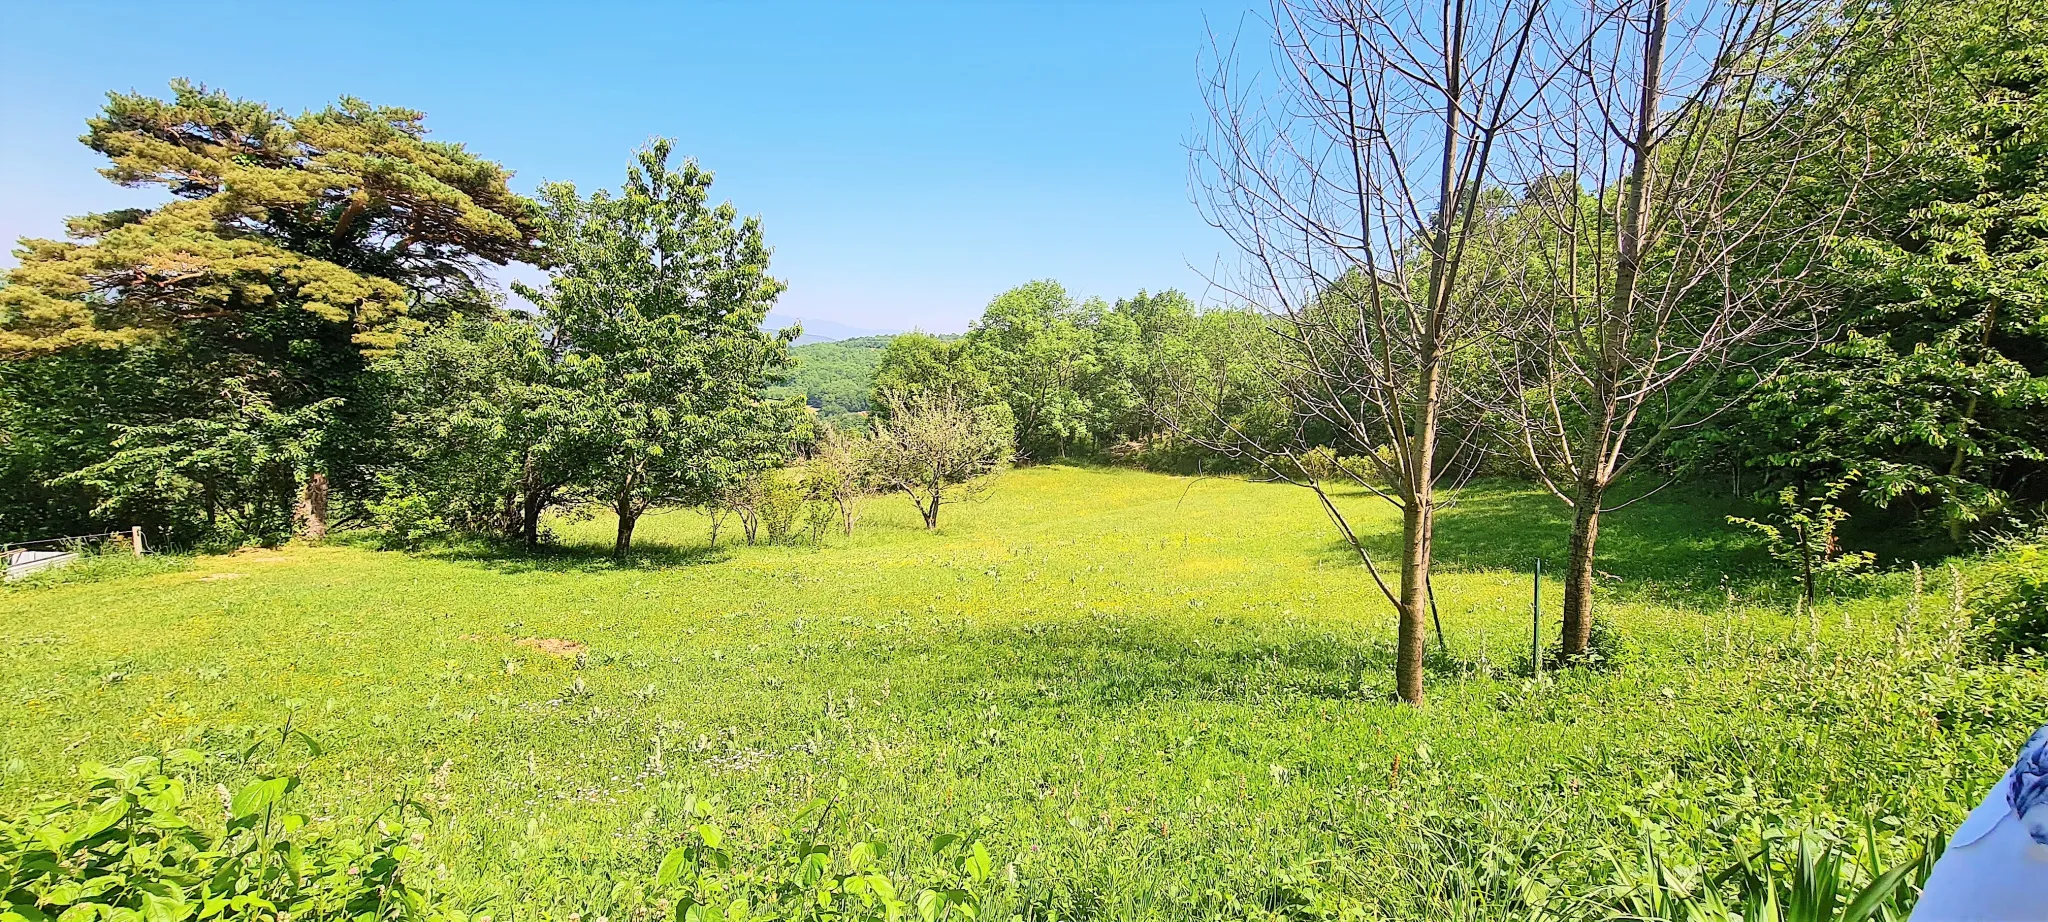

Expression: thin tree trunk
xmin=614 ymin=498 xmax=639 ymax=557
xmin=501 ymin=489 xmax=520 ymax=538
xmin=1797 ymin=522 xmax=1816 ymax=606
xmin=294 ymin=473 xmax=330 ymax=540
xmin=1397 ymin=498 xmax=1432 ymax=706
xmin=1395 ymin=361 xmax=1444 ymax=705
xmin=1561 ymin=483 xmax=1606 ymax=657
xmin=612 ymin=466 xmax=641 ymax=557
xmin=517 ymin=453 xmax=547 ymax=548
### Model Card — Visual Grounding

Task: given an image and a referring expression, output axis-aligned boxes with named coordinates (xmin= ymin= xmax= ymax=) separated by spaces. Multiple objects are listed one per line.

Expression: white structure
xmin=4 ymin=548 xmax=79 ymax=581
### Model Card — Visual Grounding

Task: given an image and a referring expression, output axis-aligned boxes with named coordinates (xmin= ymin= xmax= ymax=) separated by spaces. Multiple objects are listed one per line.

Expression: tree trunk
xmin=1797 ymin=522 xmax=1816 ymax=606
xmin=1948 ymin=301 xmax=1998 ymax=543
xmin=294 ymin=473 xmax=329 ymax=540
xmin=1561 ymin=484 xmax=1606 ymax=658
xmin=1396 ymin=498 xmax=1432 ymax=706
xmin=1394 ymin=359 xmax=1443 ymax=706
xmin=520 ymin=490 xmax=545 ymax=549
xmin=921 ymin=497 xmax=940 ymax=530
xmin=501 ymin=489 xmax=520 ymax=539
xmin=614 ymin=500 xmax=639 ymax=557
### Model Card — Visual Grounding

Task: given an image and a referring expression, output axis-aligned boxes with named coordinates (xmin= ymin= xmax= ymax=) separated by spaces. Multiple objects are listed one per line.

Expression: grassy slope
xmin=3 ymin=467 xmax=2040 ymax=918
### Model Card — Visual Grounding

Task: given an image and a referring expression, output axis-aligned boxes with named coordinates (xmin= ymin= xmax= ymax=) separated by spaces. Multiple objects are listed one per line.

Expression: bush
xmin=1 ymin=750 xmax=452 ymax=922
xmin=1973 ymin=543 xmax=2048 ymax=655
xmin=367 ymin=479 xmax=450 ymax=550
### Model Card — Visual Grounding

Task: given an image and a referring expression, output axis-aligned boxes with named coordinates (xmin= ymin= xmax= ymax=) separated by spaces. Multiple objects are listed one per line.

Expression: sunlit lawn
xmin=3 ymin=466 xmax=2037 ymax=919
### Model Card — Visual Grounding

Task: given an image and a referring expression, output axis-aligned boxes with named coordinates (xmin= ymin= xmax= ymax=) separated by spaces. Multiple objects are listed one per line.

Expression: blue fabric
xmin=2009 ymin=724 xmax=2048 ymax=846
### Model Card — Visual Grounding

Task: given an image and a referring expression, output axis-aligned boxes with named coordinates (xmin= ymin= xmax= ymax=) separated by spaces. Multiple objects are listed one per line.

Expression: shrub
xmin=0 ymin=750 xmax=451 ymax=922
xmin=1728 ymin=475 xmax=1875 ymax=605
xmin=1973 ymin=543 xmax=2048 ymax=655
xmin=1551 ymin=616 xmax=1631 ymax=671
xmin=367 ymin=481 xmax=449 ymax=550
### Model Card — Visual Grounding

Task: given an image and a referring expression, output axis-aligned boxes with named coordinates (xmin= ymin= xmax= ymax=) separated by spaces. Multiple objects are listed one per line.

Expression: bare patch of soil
xmin=516 ymin=637 xmax=588 ymax=658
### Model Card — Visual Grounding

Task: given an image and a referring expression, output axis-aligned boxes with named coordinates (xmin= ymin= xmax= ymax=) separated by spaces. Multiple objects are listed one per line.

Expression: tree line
xmin=0 ymin=86 xmax=1015 ymax=555
xmin=3 ymin=0 xmax=2046 ymax=703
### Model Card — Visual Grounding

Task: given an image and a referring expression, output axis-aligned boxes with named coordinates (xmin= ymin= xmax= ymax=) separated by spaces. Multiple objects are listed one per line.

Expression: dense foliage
xmin=1 ymin=749 xmax=452 ymax=922
xmin=1715 ymin=0 xmax=2048 ymax=540
xmin=511 ymin=141 xmax=801 ymax=555
xmin=0 ymin=81 xmax=538 ymax=546
xmin=769 ymin=336 xmax=896 ymax=424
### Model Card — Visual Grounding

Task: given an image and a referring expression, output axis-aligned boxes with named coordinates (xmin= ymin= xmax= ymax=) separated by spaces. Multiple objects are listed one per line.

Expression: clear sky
xmin=0 ymin=0 xmax=1252 ymax=334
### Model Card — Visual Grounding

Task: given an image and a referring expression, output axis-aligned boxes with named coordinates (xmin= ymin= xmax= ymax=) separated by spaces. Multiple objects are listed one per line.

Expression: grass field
xmin=4 ymin=466 xmax=2042 ymax=919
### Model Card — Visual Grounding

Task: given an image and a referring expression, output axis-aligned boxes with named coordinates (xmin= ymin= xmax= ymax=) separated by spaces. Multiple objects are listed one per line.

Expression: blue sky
xmin=0 ymin=1 xmax=1252 ymax=334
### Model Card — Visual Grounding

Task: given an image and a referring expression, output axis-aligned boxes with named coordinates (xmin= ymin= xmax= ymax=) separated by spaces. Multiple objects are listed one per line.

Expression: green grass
xmin=3 ymin=466 xmax=2039 ymax=919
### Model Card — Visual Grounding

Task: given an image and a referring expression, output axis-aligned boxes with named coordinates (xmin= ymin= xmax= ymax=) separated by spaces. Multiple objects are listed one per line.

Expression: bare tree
xmin=1185 ymin=0 xmax=1559 ymax=703
xmin=1482 ymin=0 xmax=1863 ymax=657
xmin=865 ymin=392 xmax=1014 ymax=530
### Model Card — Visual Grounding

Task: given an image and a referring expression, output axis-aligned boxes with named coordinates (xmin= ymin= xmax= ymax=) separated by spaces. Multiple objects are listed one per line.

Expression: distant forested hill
xmin=769 ymin=334 xmax=896 ymax=422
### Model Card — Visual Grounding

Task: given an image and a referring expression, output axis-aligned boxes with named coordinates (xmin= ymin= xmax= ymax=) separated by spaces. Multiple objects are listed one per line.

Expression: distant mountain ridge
xmin=762 ymin=311 xmax=898 ymax=344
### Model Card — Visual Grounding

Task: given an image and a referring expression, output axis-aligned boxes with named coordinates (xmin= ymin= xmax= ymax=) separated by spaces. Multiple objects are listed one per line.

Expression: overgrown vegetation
xmin=2 ymin=468 xmax=2038 ymax=920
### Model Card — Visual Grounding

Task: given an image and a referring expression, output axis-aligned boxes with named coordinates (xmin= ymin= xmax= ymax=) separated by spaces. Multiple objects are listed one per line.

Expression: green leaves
xmin=510 ymin=141 xmax=801 ymax=556
xmin=651 ymin=814 xmax=991 ymax=922
xmin=228 ymin=777 xmax=295 ymax=820
xmin=3 ymin=749 xmax=450 ymax=922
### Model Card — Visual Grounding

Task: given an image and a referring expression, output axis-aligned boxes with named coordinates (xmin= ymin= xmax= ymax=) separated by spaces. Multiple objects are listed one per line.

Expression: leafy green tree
xmin=964 ymin=281 xmax=1100 ymax=459
xmin=864 ymin=391 xmax=1015 ymax=529
xmin=1106 ymin=289 xmax=1197 ymax=443
xmin=804 ymin=423 xmax=873 ymax=536
xmin=372 ymin=316 xmax=598 ymax=547
xmin=1727 ymin=0 xmax=2048 ymax=541
xmin=1151 ymin=307 xmax=1290 ymax=468
xmin=1728 ymin=474 xmax=1877 ymax=606
xmin=516 ymin=141 xmax=801 ymax=556
xmin=57 ymin=380 xmax=338 ymax=545
xmin=872 ymin=332 xmax=987 ymax=408
xmin=0 ymin=81 xmax=538 ymax=542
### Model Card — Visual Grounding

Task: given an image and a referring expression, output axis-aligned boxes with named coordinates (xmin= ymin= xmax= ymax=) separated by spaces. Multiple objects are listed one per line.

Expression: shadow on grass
xmin=1311 ymin=478 xmax=1779 ymax=605
xmin=899 ymin=616 xmax=1497 ymax=711
xmin=419 ymin=537 xmax=734 ymax=574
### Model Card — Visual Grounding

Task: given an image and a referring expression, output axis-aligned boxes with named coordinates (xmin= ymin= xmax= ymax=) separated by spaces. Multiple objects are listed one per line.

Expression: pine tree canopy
xmin=0 ymin=80 xmax=540 ymax=358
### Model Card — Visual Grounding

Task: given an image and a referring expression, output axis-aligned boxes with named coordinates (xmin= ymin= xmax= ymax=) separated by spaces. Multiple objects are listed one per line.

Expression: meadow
xmin=4 ymin=466 xmax=2041 ymax=920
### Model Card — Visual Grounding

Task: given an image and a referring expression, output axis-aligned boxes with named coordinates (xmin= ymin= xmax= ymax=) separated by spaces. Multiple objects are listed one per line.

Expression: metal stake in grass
xmin=1532 ymin=558 xmax=1544 ymax=677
